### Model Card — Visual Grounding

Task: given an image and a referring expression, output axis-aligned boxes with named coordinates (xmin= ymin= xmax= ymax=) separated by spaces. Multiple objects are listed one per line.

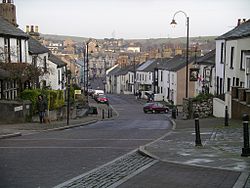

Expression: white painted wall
xmin=213 ymin=97 xmax=225 ymax=117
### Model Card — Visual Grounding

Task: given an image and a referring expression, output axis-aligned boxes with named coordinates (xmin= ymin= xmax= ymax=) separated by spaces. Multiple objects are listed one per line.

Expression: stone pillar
xmin=238 ymin=88 xmax=246 ymax=102
xmin=232 ymin=86 xmax=241 ymax=99
xmin=245 ymin=90 xmax=250 ymax=105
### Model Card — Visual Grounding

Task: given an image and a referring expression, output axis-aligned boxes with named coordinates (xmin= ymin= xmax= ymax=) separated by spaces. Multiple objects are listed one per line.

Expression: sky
xmin=14 ymin=0 xmax=250 ymax=39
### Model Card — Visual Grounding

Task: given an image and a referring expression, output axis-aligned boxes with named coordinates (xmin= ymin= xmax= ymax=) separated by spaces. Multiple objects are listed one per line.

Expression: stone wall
xmin=183 ymin=98 xmax=213 ymax=119
xmin=0 ymin=100 xmax=32 ymax=124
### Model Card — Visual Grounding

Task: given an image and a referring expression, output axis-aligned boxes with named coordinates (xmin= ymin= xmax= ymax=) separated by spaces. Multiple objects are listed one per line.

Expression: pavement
xmin=140 ymin=113 xmax=250 ymax=188
xmin=0 ymin=98 xmax=116 ymax=138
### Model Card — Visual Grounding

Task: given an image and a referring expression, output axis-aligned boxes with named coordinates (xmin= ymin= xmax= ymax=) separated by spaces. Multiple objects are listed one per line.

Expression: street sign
xmin=74 ymin=90 xmax=81 ymax=95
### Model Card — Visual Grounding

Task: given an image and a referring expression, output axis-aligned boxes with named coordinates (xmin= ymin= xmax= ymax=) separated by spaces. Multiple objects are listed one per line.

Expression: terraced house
xmin=214 ymin=19 xmax=250 ymax=119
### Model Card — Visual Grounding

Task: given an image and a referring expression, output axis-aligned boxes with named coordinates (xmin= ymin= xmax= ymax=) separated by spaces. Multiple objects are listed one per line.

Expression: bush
xmin=20 ymin=89 xmax=41 ymax=113
xmin=193 ymin=93 xmax=214 ymax=102
xmin=20 ymin=89 xmax=65 ymax=113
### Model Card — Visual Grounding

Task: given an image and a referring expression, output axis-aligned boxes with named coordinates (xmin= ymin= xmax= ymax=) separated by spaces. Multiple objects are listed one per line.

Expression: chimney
xmin=35 ymin=25 xmax=39 ymax=33
xmin=7 ymin=0 xmax=11 ymax=3
xmin=30 ymin=25 xmax=34 ymax=32
xmin=25 ymin=25 xmax=29 ymax=33
xmin=237 ymin=19 xmax=241 ymax=26
xmin=243 ymin=18 xmax=246 ymax=23
xmin=2 ymin=0 xmax=6 ymax=3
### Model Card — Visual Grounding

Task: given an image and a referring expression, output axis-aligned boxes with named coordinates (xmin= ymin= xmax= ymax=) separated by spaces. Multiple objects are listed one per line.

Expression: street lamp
xmin=170 ymin=10 xmax=189 ymax=98
xmin=83 ymin=39 xmax=99 ymax=103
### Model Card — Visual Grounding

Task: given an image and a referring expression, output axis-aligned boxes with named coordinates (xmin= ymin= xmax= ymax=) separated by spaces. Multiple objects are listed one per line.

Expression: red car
xmin=143 ymin=102 xmax=169 ymax=113
xmin=96 ymin=94 xmax=109 ymax=104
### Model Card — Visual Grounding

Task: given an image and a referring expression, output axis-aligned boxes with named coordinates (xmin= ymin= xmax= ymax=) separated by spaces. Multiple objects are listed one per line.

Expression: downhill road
xmin=0 ymin=94 xmax=172 ymax=187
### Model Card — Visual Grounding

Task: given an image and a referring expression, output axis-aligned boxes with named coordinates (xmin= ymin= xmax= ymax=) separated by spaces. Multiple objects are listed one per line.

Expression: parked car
xmin=96 ymin=94 xmax=109 ymax=104
xmin=92 ymin=89 xmax=104 ymax=99
xmin=143 ymin=102 xmax=169 ymax=113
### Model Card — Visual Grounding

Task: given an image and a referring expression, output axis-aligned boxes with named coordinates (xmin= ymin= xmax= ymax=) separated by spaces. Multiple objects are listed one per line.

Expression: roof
xmin=137 ymin=59 xmax=155 ymax=71
xmin=156 ymin=55 xmax=195 ymax=72
xmin=216 ymin=19 xmax=250 ymax=40
xmin=196 ymin=49 xmax=215 ymax=65
xmin=48 ymin=53 xmax=67 ymax=68
xmin=107 ymin=65 xmax=121 ymax=76
xmin=28 ymin=37 xmax=50 ymax=54
xmin=0 ymin=68 xmax=10 ymax=79
xmin=0 ymin=16 xmax=29 ymax=39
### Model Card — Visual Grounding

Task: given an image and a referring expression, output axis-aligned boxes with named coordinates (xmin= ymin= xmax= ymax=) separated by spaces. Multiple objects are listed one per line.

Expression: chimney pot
xmin=7 ymin=0 xmax=11 ymax=3
xmin=35 ymin=25 xmax=39 ymax=33
xmin=3 ymin=0 xmax=6 ymax=3
xmin=31 ymin=25 xmax=34 ymax=32
xmin=26 ymin=25 xmax=29 ymax=33
xmin=237 ymin=19 xmax=241 ymax=26
xmin=243 ymin=18 xmax=246 ymax=23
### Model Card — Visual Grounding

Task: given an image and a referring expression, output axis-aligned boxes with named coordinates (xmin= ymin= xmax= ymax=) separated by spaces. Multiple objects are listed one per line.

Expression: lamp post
xmin=171 ymin=10 xmax=189 ymax=98
xmin=66 ymin=69 xmax=71 ymax=125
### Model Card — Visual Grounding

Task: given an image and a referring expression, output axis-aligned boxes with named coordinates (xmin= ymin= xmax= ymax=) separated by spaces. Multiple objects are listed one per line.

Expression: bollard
xmin=108 ymin=109 xmax=110 ymax=118
xmin=241 ymin=114 xmax=250 ymax=157
xmin=110 ymin=109 xmax=113 ymax=117
xmin=102 ymin=109 xmax=105 ymax=120
xmin=176 ymin=107 xmax=179 ymax=116
xmin=194 ymin=113 xmax=202 ymax=147
xmin=225 ymin=106 xmax=229 ymax=126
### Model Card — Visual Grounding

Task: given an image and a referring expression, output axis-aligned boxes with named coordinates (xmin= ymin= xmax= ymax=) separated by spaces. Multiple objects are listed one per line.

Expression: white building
xmin=214 ymin=19 xmax=250 ymax=118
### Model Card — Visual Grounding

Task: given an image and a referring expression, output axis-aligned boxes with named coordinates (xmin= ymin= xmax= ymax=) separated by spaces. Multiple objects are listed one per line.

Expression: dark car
xmin=143 ymin=102 xmax=169 ymax=113
xmin=96 ymin=94 xmax=109 ymax=104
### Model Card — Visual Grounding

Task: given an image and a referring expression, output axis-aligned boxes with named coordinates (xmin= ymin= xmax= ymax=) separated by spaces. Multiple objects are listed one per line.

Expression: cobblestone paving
xmin=54 ymin=151 xmax=157 ymax=188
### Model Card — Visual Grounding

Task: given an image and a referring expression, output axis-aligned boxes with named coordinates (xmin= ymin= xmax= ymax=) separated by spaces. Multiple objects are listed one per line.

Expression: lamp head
xmin=170 ymin=19 xmax=177 ymax=25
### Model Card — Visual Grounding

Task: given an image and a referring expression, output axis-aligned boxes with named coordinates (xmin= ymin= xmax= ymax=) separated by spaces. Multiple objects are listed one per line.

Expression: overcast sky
xmin=14 ymin=0 xmax=250 ymax=39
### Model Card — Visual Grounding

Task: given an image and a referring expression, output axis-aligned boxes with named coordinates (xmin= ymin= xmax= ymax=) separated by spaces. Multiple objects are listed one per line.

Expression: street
xmin=0 ymin=94 xmax=172 ymax=187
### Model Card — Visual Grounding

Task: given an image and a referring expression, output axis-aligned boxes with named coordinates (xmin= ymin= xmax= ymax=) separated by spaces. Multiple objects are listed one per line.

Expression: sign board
xmin=74 ymin=90 xmax=81 ymax=95
xmin=189 ymin=68 xmax=199 ymax=81
xmin=14 ymin=106 xmax=23 ymax=112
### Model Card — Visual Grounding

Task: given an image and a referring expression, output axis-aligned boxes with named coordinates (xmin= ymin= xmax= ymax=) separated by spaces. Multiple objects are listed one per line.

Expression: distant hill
xmin=41 ymin=34 xmax=216 ymax=50
xmin=41 ymin=34 xmax=89 ymax=43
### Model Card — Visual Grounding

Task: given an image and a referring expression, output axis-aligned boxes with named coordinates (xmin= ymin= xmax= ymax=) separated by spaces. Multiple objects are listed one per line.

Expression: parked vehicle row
xmin=89 ymin=89 xmax=109 ymax=104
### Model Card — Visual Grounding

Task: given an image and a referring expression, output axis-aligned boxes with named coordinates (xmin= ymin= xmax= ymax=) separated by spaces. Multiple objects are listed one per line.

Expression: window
xmin=220 ymin=42 xmax=224 ymax=63
xmin=16 ymin=39 xmax=22 ymax=62
xmin=32 ymin=56 xmax=37 ymax=67
xmin=240 ymin=51 xmax=245 ymax=70
xmin=227 ymin=78 xmax=231 ymax=92
xmin=240 ymin=82 xmax=245 ymax=87
xmin=58 ymin=70 xmax=61 ymax=84
xmin=236 ymin=78 xmax=239 ymax=86
xmin=233 ymin=77 xmax=235 ymax=86
xmin=44 ymin=56 xmax=47 ymax=72
xmin=230 ymin=47 xmax=234 ymax=69
xmin=161 ymin=71 xmax=163 ymax=81
xmin=4 ymin=38 xmax=10 ymax=63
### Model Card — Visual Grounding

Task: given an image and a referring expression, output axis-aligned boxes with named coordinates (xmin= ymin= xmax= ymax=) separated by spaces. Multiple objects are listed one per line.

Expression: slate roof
xmin=0 ymin=16 xmax=29 ymax=39
xmin=28 ymin=37 xmax=50 ymax=54
xmin=216 ymin=19 xmax=250 ymax=40
xmin=0 ymin=68 xmax=10 ymax=79
xmin=107 ymin=65 xmax=121 ymax=76
xmin=156 ymin=55 xmax=195 ymax=72
xmin=48 ymin=53 xmax=67 ymax=68
xmin=137 ymin=59 xmax=155 ymax=71
xmin=196 ymin=49 xmax=215 ymax=65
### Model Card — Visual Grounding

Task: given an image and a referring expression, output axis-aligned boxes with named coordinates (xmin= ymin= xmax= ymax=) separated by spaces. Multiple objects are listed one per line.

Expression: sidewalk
xmin=140 ymin=113 xmax=250 ymax=187
xmin=0 ymin=99 xmax=116 ymax=139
